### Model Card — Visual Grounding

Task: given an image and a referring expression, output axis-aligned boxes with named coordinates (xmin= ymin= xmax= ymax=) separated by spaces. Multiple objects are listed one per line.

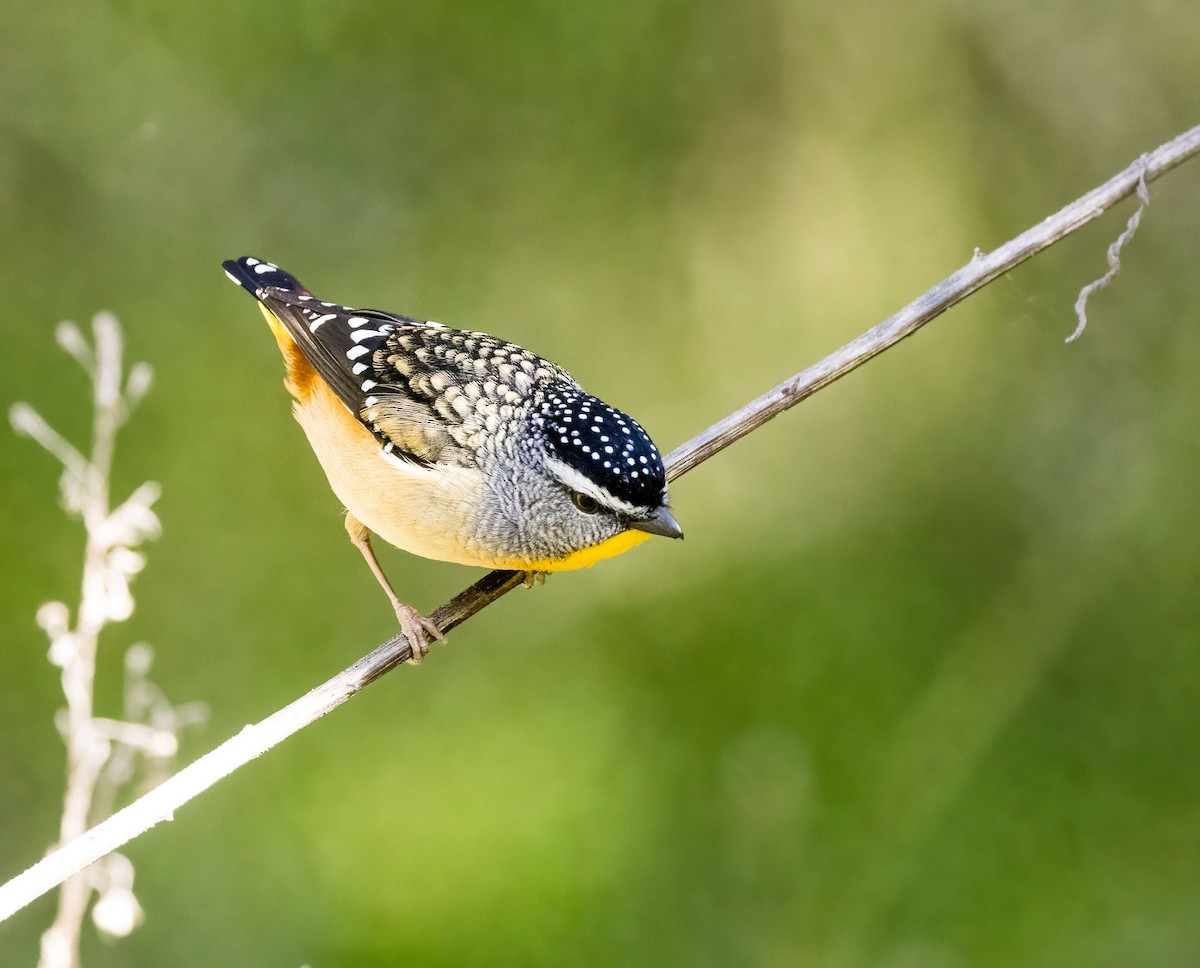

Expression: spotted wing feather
xmin=362 ymin=324 xmax=576 ymax=462
xmin=224 ymin=256 xmax=575 ymax=467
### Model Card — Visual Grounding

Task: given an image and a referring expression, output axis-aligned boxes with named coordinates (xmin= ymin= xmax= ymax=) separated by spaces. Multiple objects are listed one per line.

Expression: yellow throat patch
xmin=521 ymin=528 xmax=653 ymax=572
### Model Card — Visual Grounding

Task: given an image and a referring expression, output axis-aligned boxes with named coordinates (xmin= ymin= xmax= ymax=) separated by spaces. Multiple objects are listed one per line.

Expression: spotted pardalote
xmin=223 ymin=256 xmax=682 ymax=659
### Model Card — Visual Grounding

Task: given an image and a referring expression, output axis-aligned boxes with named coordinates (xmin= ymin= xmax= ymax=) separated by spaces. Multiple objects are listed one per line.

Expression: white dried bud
xmin=146 ymin=729 xmax=179 ymax=758
xmin=101 ymin=573 xmax=135 ymax=623
xmin=48 ymin=632 xmax=82 ymax=669
xmin=108 ymin=546 xmax=147 ymax=577
xmin=36 ymin=601 xmax=71 ymax=638
xmin=124 ymin=362 xmax=154 ymax=408
xmin=125 ymin=642 xmax=154 ymax=677
xmin=98 ymin=485 xmax=162 ymax=548
xmin=8 ymin=401 xmax=40 ymax=438
xmin=127 ymin=480 xmax=162 ymax=510
xmin=92 ymin=885 xmax=144 ymax=938
xmin=91 ymin=311 xmax=122 ymax=346
xmin=55 ymin=321 xmax=94 ymax=371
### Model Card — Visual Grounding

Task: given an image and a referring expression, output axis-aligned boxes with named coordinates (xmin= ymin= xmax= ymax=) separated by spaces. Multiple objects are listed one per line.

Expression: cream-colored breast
xmin=292 ymin=381 xmax=493 ymax=567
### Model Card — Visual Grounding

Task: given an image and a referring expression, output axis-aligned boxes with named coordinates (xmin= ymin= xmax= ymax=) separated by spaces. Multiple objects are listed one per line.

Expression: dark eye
xmin=571 ymin=491 xmax=602 ymax=514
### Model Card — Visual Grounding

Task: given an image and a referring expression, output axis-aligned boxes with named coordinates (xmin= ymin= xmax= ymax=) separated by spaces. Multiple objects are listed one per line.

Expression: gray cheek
xmin=473 ymin=444 xmax=626 ymax=562
xmin=523 ymin=495 xmax=610 ymax=560
xmin=473 ymin=460 xmax=568 ymax=561
xmin=569 ymin=510 xmax=624 ymax=554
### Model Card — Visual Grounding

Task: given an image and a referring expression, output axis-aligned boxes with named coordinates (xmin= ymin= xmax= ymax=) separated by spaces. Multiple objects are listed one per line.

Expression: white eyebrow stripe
xmin=545 ymin=458 xmax=644 ymax=517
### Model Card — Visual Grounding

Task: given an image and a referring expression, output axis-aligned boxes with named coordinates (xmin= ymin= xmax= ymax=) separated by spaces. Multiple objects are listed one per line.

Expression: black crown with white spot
xmin=537 ymin=384 xmax=666 ymax=508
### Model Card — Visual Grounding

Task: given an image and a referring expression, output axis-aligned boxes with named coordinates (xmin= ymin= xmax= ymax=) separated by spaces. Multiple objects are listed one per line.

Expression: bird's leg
xmin=344 ymin=513 xmax=447 ymax=664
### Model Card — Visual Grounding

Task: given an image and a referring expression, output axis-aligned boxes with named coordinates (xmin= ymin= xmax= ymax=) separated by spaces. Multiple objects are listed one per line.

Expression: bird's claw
xmin=394 ymin=604 xmax=446 ymax=665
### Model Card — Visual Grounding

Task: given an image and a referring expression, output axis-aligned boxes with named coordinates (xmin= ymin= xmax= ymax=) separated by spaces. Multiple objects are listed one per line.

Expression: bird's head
xmin=480 ymin=383 xmax=682 ymax=570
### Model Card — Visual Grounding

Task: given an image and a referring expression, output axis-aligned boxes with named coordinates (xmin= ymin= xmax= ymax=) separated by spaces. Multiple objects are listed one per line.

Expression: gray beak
xmin=629 ymin=506 xmax=684 ymax=540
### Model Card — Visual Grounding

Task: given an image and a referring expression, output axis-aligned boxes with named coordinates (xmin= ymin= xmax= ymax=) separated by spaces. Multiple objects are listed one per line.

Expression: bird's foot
xmin=395 ymin=603 xmax=447 ymax=665
xmin=523 ymin=570 xmax=548 ymax=588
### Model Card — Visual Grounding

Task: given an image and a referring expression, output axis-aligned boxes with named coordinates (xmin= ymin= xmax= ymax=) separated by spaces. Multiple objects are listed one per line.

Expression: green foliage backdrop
xmin=2 ymin=1 xmax=1199 ymax=965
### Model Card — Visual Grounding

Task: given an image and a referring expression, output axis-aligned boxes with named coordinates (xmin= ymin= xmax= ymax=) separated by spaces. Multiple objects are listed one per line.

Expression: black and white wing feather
xmin=223 ymin=256 xmax=573 ymax=467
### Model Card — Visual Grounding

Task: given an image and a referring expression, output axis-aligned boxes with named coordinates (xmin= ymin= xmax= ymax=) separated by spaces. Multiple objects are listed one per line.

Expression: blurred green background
xmin=2 ymin=0 xmax=1199 ymax=965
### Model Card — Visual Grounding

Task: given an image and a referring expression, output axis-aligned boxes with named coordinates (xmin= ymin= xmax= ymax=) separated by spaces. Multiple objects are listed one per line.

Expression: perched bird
xmin=223 ymin=257 xmax=682 ymax=660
